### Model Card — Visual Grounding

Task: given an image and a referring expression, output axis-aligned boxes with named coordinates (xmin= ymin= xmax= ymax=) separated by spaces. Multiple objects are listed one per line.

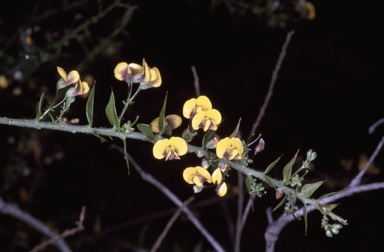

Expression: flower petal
xmin=191 ymin=111 xmax=206 ymax=130
xmin=114 ymin=62 xmax=128 ymax=81
xmin=212 ymin=168 xmax=222 ymax=184
xmin=166 ymin=114 xmax=182 ymax=130
xmin=183 ymin=167 xmax=197 ymax=184
xmin=57 ymin=66 xmax=67 ymax=82
xmin=183 ymin=98 xmax=197 ymax=118
xmin=216 ymin=182 xmax=228 ymax=197
xmin=67 ymin=70 xmax=80 ymax=84
xmin=196 ymin=96 xmax=212 ymax=111
xmin=169 ymin=137 xmax=188 ymax=156
xmin=152 ymin=139 xmax=170 ymax=159
xmin=216 ymin=137 xmax=230 ymax=159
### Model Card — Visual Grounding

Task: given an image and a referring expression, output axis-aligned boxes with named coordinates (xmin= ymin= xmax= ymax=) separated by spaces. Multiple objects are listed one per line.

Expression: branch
xmin=0 ymin=197 xmax=71 ymax=252
xmin=150 ymin=197 xmax=194 ymax=252
xmin=110 ymin=145 xmax=225 ymax=252
xmin=30 ymin=206 xmax=86 ymax=252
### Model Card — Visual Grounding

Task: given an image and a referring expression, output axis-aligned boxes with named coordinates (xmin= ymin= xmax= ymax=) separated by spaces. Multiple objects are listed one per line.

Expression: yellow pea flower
xmin=216 ymin=182 xmax=228 ymax=197
xmin=216 ymin=137 xmax=244 ymax=160
xmin=191 ymin=109 xmax=222 ymax=131
xmin=212 ymin=168 xmax=223 ymax=185
xmin=183 ymin=166 xmax=212 ymax=187
xmin=114 ymin=62 xmax=144 ymax=83
xmin=153 ymin=137 xmax=188 ymax=161
xmin=150 ymin=114 xmax=182 ymax=134
xmin=140 ymin=66 xmax=162 ymax=89
xmin=65 ymin=81 xmax=90 ymax=97
xmin=56 ymin=66 xmax=80 ymax=89
xmin=183 ymin=95 xmax=212 ymax=119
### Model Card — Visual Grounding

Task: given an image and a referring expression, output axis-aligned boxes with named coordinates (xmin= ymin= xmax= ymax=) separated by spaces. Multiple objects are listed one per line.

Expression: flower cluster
xmin=56 ymin=66 xmax=90 ymax=98
xmin=150 ymin=94 xmax=247 ymax=197
xmin=183 ymin=95 xmax=222 ymax=131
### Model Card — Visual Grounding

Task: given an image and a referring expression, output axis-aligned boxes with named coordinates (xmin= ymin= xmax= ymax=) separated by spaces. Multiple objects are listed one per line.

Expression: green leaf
xmin=264 ymin=176 xmax=276 ymax=188
xmin=318 ymin=203 xmax=339 ymax=214
xmin=105 ymin=90 xmax=120 ymax=129
xmin=300 ymin=180 xmax=325 ymax=198
xmin=282 ymin=150 xmax=299 ymax=184
xmin=35 ymin=93 xmax=44 ymax=120
xmin=136 ymin=123 xmax=155 ymax=142
xmin=158 ymin=92 xmax=168 ymax=135
xmin=318 ymin=190 xmax=341 ymax=200
xmin=272 ymin=194 xmax=287 ymax=212
xmin=264 ymin=155 xmax=282 ymax=174
xmin=86 ymin=83 xmax=95 ymax=126
xmin=202 ymin=130 xmax=216 ymax=149
xmin=229 ymin=118 xmax=241 ymax=138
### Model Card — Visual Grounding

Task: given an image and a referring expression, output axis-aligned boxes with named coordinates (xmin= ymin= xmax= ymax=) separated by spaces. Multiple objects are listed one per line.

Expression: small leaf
xmin=92 ymin=130 xmax=109 ymax=143
xmin=264 ymin=155 xmax=282 ymax=174
xmin=282 ymin=150 xmax=299 ymax=184
xmin=35 ymin=93 xmax=44 ymax=120
xmin=264 ymin=176 xmax=276 ymax=188
xmin=105 ymin=90 xmax=120 ymax=129
xmin=300 ymin=180 xmax=325 ymax=198
xmin=202 ymin=130 xmax=216 ymax=149
xmin=272 ymin=194 xmax=287 ymax=212
xmin=229 ymin=118 xmax=241 ymax=138
xmin=318 ymin=190 xmax=342 ymax=200
xmin=86 ymin=83 xmax=95 ymax=126
xmin=318 ymin=203 xmax=339 ymax=214
xmin=136 ymin=123 xmax=155 ymax=142
xmin=158 ymin=92 xmax=168 ymax=135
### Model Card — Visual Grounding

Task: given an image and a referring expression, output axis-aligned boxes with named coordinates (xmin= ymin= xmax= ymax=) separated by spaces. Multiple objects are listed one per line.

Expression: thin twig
xmin=234 ymin=171 xmax=245 ymax=252
xmin=110 ymin=145 xmax=225 ymax=252
xmin=30 ymin=206 xmax=86 ymax=252
xmin=191 ymin=66 xmax=201 ymax=97
xmin=246 ymin=30 xmax=295 ymax=143
xmin=0 ymin=197 xmax=71 ymax=252
xmin=150 ymin=197 xmax=194 ymax=252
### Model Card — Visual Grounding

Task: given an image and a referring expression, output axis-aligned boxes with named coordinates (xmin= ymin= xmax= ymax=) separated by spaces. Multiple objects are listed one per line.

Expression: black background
xmin=1 ymin=0 xmax=384 ymax=251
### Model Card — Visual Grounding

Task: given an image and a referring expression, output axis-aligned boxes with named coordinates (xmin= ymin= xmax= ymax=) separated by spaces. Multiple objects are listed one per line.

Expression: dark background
xmin=1 ymin=0 xmax=384 ymax=251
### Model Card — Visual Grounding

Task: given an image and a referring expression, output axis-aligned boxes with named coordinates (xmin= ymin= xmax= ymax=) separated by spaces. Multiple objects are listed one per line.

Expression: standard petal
xmin=114 ymin=62 xmax=128 ymax=81
xmin=57 ymin=66 xmax=67 ymax=82
xmin=166 ymin=114 xmax=182 ymax=130
xmin=183 ymin=98 xmax=197 ymax=118
xmin=212 ymin=168 xmax=222 ymax=184
xmin=196 ymin=95 xmax=212 ymax=111
xmin=216 ymin=182 xmax=228 ymax=197
xmin=191 ymin=111 xmax=206 ymax=130
xmin=150 ymin=117 xmax=160 ymax=133
xmin=206 ymin=109 xmax=222 ymax=125
xmin=153 ymin=139 xmax=170 ymax=159
xmin=183 ymin=167 xmax=196 ymax=184
xmin=170 ymin=137 xmax=188 ymax=156
xmin=196 ymin=166 xmax=212 ymax=183
xmin=67 ymin=70 xmax=80 ymax=84
xmin=216 ymin=137 xmax=230 ymax=158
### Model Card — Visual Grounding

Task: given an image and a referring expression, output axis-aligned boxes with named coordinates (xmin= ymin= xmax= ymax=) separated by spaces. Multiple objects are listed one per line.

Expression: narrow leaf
xmin=105 ymin=90 xmax=120 ymax=129
xmin=229 ymin=118 xmax=241 ymax=138
xmin=282 ymin=149 xmax=299 ymax=184
xmin=264 ymin=155 xmax=282 ymax=174
xmin=158 ymin=92 xmax=168 ymax=135
xmin=86 ymin=83 xmax=95 ymax=126
xmin=300 ymin=180 xmax=325 ymax=198
xmin=136 ymin=123 xmax=155 ymax=142
xmin=318 ymin=190 xmax=342 ymax=200
xmin=35 ymin=93 xmax=44 ymax=120
xmin=272 ymin=195 xmax=287 ymax=212
xmin=202 ymin=130 xmax=216 ymax=149
xmin=245 ymin=175 xmax=255 ymax=211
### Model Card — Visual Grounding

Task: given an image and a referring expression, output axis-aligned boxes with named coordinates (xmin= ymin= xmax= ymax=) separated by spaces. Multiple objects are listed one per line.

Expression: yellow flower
xmin=56 ymin=66 xmax=80 ymax=89
xmin=212 ymin=168 xmax=222 ymax=185
xmin=216 ymin=137 xmax=244 ymax=160
xmin=183 ymin=166 xmax=212 ymax=187
xmin=140 ymin=59 xmax=162 ymax=89
xmin=183 ymin=95 xmax=212 ymax=119
xmin=216 ymin=182 xmax=228 ymax=197
xmin=305 ymin=2 xmax=316 ymax=20
xmin=65 ymin=81 xmax=90 ymax=97
xmin=153 ymin=137 xmax=188 ymax=160
xmin=114 ymin=62 xmax=144 ymax=83
xmin=191 ymin=109 xmax=222 ymax=131
xmin=150 ymin=114 xmax=182 ymax=134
